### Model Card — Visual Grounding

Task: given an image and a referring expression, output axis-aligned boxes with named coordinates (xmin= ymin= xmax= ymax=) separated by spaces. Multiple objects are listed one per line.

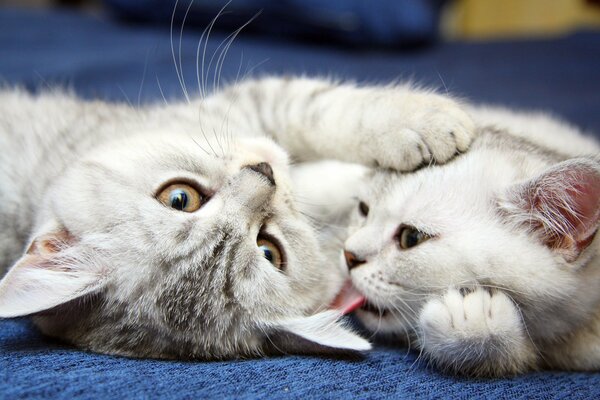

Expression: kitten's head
xmin=343 ymin=153 xmax=600 ymax=340
xmin=0 ymin=131 xmax=369 ymax=359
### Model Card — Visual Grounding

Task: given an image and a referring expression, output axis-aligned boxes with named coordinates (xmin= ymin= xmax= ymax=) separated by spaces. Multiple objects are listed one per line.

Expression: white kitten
xmin=341 ymin=105 xmax=600 ymax=376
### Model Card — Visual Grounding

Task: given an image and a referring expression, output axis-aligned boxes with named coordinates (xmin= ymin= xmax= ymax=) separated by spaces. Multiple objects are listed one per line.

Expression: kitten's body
xmin=344 ymin=105 xmax=600 ymax=375
xmin=0 ymin=77 xmax=474 ymax=358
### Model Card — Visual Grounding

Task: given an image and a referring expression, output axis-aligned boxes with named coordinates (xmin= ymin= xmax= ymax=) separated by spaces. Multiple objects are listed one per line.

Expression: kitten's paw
xmin=418 ymin=287 xmax=536 ymax=376
xmin=364 ymin=94 xmax=475 ymax=171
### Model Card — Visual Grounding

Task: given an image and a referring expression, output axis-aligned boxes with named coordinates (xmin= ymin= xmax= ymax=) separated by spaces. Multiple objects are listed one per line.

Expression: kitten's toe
xmin=366 ymin=128 xmax=430 ymax=171
xmin=420 ymin=298 xmax=452 ymax=332
xmin=462 ymin=288 xmax=492 ymax=331
xmin=441 ymin=287 xmax=467 ymax=328
xmin=419 ymin=106 xmax=475 ymax=164
xmin=395 ymin=128 xmax=432 ymax=170
xmin=441 ymin=104 xmax=475 ymax=152
xmin=488 ymin=290 xmax=523 ymax=334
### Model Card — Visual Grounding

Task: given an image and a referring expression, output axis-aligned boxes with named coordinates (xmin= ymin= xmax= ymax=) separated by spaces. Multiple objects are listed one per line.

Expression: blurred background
xmin=5 ymin=0 xmax=600 ymax=41
xmin=0 ymin=0 xmax=599 ymax=131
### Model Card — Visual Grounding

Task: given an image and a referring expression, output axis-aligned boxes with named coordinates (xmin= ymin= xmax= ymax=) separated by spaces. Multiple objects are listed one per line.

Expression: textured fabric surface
xmin=1 ymin=7 xmax=600 ymax=399
xmin=2 ymin=319 xmax=600 ymax=399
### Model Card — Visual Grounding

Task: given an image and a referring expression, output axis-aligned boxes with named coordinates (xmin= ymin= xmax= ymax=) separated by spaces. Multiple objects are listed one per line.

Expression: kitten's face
xmin=0 ymin=131 xmax=365 ymax=358
xmin=344 ymin=156 xmax=600 ymax=340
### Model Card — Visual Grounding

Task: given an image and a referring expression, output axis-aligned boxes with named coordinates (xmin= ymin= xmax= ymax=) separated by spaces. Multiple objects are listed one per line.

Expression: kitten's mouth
xmin=359 ymin=302 xmax=391 ymax=317
xmin=330 ymin=281 xmax=391 ymax=317
xmin=330 ymin=281 xmax=366 ymax=314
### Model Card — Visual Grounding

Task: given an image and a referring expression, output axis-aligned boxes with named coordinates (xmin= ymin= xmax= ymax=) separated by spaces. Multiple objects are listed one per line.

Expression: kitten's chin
xmin=330 ymin=281 xmax=414 ymax=335
xmin=355 ymin=308 xmax=411 ymax=335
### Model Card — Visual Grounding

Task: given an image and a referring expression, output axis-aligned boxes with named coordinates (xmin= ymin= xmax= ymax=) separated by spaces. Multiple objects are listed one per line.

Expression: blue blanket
xmin=1 ymin=7 xmax=600 ymax=399
xmin=103 ymin=0 xmax=446 ymax=47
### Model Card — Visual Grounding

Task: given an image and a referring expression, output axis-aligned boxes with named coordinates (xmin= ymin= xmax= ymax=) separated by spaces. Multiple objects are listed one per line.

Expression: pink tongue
xmin=330 ymin=281 xmax=366 ymax=315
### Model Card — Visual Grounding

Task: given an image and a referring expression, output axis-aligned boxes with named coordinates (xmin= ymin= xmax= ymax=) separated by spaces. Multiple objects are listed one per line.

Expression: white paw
xmin=362 ymin=93 xmax=475 ymax=171
xmin=418 ymin=287 xmax=535 ymax=376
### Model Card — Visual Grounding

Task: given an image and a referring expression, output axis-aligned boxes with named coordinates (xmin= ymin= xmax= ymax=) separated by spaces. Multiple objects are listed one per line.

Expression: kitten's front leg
xmin=206 ymin=78 xmax=476 ymax=171
xmin=418 ymin=287 xmax=537 ymax=377
xmin=319 ymin=85 xmax=476 ymax=171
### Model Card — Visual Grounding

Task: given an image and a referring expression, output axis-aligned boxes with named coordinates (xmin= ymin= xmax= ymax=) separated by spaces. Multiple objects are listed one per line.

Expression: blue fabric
xmin=1 ymin=7 xmax=600 ymax=399
xmin=103 ymin=0 xmax=446 ymax=47
xmin=2 ymin=319 xmax=600 ymax=399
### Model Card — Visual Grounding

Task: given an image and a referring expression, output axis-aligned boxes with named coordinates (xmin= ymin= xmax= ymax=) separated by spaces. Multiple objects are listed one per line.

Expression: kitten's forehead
xmin=88 ymin=133 xmax=228 ymax=172
xmin=369 ymin=156 xmax=502 ymax=224
xmin=366 ymin=170 xmax=404 ymax=199
xmin=81 ymin=132 xmax=288 ymax=190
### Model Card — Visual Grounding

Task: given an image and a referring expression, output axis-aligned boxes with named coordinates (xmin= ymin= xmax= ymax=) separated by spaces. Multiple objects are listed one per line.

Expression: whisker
xmin=117 ymin=85 xmax=135 ymax=110
xmin=190 ymin=136 xmax=211 ymax=156
xmin=137 ymin=49 xmax=151 ymax=108
xmin=202 ymin=1 xmax=233 ymax=99
xmin=178 ymin=0 xmax=196 ymax=102
xmin=155 ymin=75 xmax=169 ymax=106
xmin=214 ymin=12 xmax=261 ymax=94
xmin=170 ymin=0 xmax=190 ymax=103
xmin=195 ymin=5 xmax=226 ymax=99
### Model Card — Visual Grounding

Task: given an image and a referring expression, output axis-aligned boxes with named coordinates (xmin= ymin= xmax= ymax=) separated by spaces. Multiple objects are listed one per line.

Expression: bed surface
xmin=1 ymin=7 xmax=600 ymax=399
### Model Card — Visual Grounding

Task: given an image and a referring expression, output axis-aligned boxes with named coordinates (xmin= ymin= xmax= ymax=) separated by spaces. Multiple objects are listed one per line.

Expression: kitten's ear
xmin=502 ymin=158 xmax=600 ymax=261
xmin=0 ymin=225 xmax=105 ymax=318
xmin=266 ymin=311 xmax=371 ymax=355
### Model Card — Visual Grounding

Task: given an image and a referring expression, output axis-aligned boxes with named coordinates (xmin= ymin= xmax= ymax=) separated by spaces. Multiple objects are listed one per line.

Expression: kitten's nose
xmin=344 ymin=250 xmax=366 ymax=271
xmin=245 ymin=162 xmax=275 ymax=185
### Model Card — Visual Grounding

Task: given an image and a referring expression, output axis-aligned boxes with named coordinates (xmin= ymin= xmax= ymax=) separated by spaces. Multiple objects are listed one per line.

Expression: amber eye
xmin=397 ymin=226 xmax=430 ymax=249
xmin=358 ymin=201 xmax=370 ymax=217
xmin=157 ymin=183 xmax=203 ymax=212
xmin=257 ymin=236 xmax=284 ymax=270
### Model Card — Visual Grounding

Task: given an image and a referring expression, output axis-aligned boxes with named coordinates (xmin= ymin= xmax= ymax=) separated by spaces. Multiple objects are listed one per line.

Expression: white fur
xmin=274 ymin=310 xmax=371 ymax=351
xmin=345 ymin=105 xmax=600 ymax=375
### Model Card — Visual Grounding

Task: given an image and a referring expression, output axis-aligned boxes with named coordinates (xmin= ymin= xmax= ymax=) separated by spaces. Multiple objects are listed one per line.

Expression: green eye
xmin=257 ymin=236 xmax=284 ymax=269
xmin=397 ymin=226 xmax=430 ymax=249
xmin=157 ymin=183 xmax=203 ymax=212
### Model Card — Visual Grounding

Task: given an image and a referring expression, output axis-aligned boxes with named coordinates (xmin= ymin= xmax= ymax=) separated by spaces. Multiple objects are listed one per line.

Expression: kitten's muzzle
xmin=244 ymin=162 xmax=275 ymax=185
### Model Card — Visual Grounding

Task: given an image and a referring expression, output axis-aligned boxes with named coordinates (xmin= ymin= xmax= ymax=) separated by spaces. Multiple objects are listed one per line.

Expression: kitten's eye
xmin=358 ymin=201 xmax=370 ymax=217
xmin=257 ymin=236 xmax=284 ymax=270
xmin=396 ymin=226 xmax=430 ymax=249
xmin=157 ymin=183 xmax=203 ymax=212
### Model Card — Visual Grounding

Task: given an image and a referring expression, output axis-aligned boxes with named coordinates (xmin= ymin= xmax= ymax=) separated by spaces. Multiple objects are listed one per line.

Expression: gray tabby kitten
xmin=340 ymin=105 xmax=600 ymax=376
xmin=0 ymin=77 xmax=474 ymax=359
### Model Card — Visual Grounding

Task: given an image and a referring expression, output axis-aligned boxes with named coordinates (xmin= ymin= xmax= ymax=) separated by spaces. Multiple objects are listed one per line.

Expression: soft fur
xmin=344 ymin=105 xmax=600 ymax=376
xmin=0 ymin=77 xmax=474 ymax=359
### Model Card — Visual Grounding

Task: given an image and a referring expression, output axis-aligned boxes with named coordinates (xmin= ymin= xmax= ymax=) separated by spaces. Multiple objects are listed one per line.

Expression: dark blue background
xmin=1 ymin=7 xmax=600 ymax=399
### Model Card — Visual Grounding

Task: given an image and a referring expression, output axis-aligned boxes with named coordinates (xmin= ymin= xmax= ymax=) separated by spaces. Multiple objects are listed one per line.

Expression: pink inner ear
xmin=0 ymin=227 xmax=102 ymax=318
xmin=529 ymin=162 xmax=600 ymax=260
xmin=566 ymin=177 xmax=600 ymax=233
xmin=26 ymin=229 xmax=76 ymax=258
